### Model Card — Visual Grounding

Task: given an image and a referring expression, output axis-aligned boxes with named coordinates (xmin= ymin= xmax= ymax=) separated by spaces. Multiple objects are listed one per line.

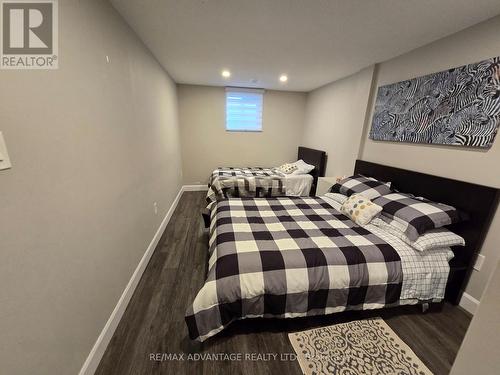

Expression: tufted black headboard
xmin=354 ymin=159 xmax=499 ymax=305
xmin=298 ymin=146 xmax=327 ymax=196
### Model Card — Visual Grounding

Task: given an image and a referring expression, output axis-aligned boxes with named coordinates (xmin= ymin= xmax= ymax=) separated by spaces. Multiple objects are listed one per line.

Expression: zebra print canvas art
xmin=370 ymin=56 xmax=500 ymax=148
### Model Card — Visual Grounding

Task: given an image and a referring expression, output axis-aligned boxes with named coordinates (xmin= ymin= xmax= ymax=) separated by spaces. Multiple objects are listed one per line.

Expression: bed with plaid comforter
xmin=206 ymin=167 xmax=287 ymax=205
xmin=186 ymin=196 xmax=405 ymax=342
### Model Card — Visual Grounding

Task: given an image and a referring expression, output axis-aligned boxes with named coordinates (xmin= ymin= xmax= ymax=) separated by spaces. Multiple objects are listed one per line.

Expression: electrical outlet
xmin=473 ymin=254 xmax=485 ymax=271
xmin=153 ymin=202 xmax=158 ymax=215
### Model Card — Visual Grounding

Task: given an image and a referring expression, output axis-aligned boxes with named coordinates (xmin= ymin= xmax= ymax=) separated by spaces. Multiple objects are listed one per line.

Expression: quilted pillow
xmin=277 ymin=163 xmax=298 ymax=174
xmin=336 ymin=174 xmax=392 ymax=200
xmin=340 ymin=194 xmax=382 ymax=226
xmin=371 ymin=216 xmax=465 ymax=252
xmin=373 ymin=192 xmax=462 ymax=241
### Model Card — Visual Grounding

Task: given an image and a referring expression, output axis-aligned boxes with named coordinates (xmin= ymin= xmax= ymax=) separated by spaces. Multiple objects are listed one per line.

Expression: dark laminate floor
xmin=96 ymin=191 xmax=471 ymax=375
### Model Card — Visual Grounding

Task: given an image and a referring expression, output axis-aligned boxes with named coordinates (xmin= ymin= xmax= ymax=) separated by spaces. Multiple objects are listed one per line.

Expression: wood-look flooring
xmin=96 ymin=191 xmax=471 ymax=375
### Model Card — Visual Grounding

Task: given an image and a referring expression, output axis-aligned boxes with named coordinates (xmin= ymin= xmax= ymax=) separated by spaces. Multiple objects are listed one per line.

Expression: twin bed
xmin=206 ymin=147 xmax=327 ymax=205
xmin=187 ymin=159 xmax=499 ymax=342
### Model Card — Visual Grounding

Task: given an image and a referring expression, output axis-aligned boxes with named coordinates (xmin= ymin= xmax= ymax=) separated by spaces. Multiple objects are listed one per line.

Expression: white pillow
xmin=340 ymin=194 xmax=382 ymax=226
xmin=292 ymin=159 xmax=315 ymax=175
xmin=371 ymin=217 xmax=465 ymax=252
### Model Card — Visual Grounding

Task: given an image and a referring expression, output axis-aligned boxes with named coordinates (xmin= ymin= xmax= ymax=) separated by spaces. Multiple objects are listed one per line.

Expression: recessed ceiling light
xmin=279 ymin=74 xmax=288 ymax=82
xmin=222 ymin=70 xmax=231 ymax=78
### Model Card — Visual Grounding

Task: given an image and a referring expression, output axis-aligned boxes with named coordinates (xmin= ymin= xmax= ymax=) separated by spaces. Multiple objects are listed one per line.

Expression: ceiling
xmin=110 ymin=0 xmax=500 ymax=92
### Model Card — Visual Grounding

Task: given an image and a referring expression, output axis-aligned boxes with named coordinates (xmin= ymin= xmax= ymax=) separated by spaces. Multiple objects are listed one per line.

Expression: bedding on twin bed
xmin=206 ymin=167 xmax=313 ymax=205
xmin=186 ymin=194 xmax=453 ymax=342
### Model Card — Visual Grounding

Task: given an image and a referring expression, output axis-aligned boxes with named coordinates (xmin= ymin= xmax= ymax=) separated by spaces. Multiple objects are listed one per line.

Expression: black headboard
xmin=298 ymin=146 xmax=327 ymax=196
xmin=354 ymin=159 xmax=499 ymax=304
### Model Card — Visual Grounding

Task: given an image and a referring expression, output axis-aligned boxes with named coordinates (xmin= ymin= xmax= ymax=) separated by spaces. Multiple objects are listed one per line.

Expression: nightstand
xmin=317 ymin=176 xmax=340 ymax=195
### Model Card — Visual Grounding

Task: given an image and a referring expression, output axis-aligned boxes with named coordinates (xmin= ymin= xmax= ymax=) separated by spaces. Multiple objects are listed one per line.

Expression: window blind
xmin=225 ymin=88 xmax=264 ymax=132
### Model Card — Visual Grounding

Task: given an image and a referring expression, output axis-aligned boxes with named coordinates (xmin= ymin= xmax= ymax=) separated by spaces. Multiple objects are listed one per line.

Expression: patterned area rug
xmin=288 ymin=318 xmax=432 ymax=375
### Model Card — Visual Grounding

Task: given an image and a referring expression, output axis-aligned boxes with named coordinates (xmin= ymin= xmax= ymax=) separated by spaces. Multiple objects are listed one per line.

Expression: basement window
xmin=225 ymin=88 xmax=264 ymax=132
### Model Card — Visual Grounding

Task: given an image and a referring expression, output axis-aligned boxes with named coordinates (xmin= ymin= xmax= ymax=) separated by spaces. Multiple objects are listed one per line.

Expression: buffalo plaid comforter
xmin=185 ymin=196 xmax=403 ymax=342
xmin=206 ymin=167 xmax=287 ymax=205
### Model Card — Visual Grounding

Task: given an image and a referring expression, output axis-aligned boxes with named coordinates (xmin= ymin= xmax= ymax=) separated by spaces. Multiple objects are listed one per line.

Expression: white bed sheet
xmin=284 ymin=173 xmax=313 ymax=196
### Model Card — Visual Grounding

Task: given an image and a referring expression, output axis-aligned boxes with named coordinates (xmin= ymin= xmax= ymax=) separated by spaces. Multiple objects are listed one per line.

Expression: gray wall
xmin=303 ymin=16 xmax=500 ymax=302
xmin=0 ymin=1 xmax=183 ymax=374
xmin=178 ymin=84 xmax=307 ymax=184
xmin=302 ymin=66 xmax=375 ymax=177
xmin=450 ymin=261 xmax=500 ymax=375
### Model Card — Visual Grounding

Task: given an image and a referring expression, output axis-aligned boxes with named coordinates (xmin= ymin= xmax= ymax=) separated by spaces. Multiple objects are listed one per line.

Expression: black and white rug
xmin=288 ymin=318 xmax=432 ymax=375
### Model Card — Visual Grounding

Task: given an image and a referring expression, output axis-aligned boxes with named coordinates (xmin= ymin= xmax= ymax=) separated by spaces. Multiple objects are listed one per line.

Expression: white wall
xmin=360 ymin=15 xmax=500 ymax=301
xmin=0 ymin=1 xmax=183 ymax=374
xmin=451 ymin=261 xmax=500 ymax=375
xmin=178 ymin=85 xmax=307 ymax=184
xmin=302 ymin=66 xmax=374 ymax=177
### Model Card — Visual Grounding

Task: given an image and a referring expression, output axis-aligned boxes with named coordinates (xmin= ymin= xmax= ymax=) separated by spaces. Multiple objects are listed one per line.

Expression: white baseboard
xmin=459 ymin=292 xmax=480 ymax=315
xmin=182 ymin=184 xmax=208 ymax=191
xmin=78 ymin=186 xmax=185 ymax=375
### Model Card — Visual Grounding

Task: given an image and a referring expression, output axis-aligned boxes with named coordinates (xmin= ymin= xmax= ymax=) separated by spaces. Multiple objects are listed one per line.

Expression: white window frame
xmin=225 ymin=87 xmax=264 ymax=132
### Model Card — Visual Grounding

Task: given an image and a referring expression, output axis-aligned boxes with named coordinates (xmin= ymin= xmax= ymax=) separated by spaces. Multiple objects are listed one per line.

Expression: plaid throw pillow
xmin=373 ymin=193 xmax=462 ymax=241
xmin=371 ymin=216 xmax=465 ymax=251
xmin=335 ymin=175 xmax=392 ymax=200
